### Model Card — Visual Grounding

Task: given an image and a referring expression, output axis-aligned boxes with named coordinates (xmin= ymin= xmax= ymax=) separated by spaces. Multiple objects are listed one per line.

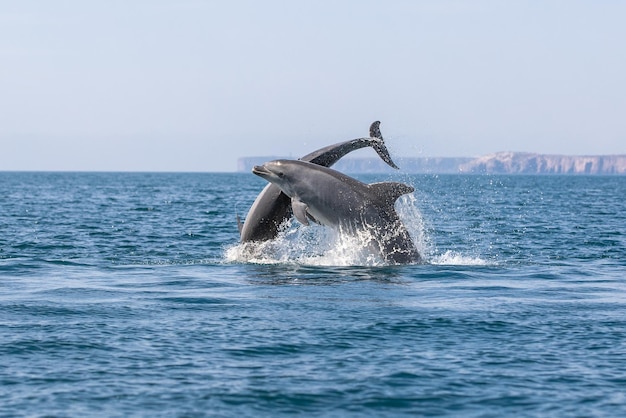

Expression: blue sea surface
xmin=1 ymin=172 xmax=625 ymax=417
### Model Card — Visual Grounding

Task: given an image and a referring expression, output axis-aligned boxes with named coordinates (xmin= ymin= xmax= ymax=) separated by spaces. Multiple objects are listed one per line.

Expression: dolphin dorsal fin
xmin=291 ymin=198 xmax=310 ymax=226
xmin=367 ymin=182 xmax=415 ymax=206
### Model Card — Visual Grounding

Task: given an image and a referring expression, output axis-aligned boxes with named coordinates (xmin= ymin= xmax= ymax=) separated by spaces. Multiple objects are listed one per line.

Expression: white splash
xmin=395 ymin=193 xmax=431 ymax=258
xmin=225 ymin=222 xmax=387 ymax=267
xmin=226 ymin=191 xmax=490 ymax=267
xmin=396 ymin=193 xmax=492 ymax=266
xmin=430 ymin=250 xmax=490 ymax=266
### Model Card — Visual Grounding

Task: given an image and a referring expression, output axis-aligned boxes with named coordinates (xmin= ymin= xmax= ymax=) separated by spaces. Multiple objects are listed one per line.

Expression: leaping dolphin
xmin=252 ymin=159 xmax=421 ymax=264
xmin=238 ymin=121 xmax=399 ymax=242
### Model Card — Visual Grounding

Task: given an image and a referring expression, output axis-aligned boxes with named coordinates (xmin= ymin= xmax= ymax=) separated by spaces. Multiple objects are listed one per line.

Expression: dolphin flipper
xmin=291 ymin=198 xmax=310 ymax=226
xmin=237 ymin=213 xmax=244 ymax=234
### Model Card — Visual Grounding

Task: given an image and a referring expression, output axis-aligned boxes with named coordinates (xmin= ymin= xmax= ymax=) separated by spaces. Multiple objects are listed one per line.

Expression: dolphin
xmin=238 ymin=121 xmax=399 ymax=242
xmin=252 ymin=159 xmax=421 ymax=264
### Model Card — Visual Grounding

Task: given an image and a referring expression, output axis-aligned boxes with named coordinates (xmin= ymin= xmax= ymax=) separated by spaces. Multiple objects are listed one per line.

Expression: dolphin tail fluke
xmin=369 ymin=121 xmax=383 ymax=139
xmin=372 ymin=141 xmax=399 ymax=170
xmin=369 ymin=121 xmax=400 ymax=170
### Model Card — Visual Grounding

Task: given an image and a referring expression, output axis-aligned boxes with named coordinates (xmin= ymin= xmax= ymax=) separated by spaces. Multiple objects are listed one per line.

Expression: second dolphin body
xmin=238 ymin=121 xmax=398 ymax=242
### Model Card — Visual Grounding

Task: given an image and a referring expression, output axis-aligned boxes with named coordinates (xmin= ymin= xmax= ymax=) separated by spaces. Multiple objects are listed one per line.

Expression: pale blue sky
xmin=1 ymin=1 xmax=625 ymax=172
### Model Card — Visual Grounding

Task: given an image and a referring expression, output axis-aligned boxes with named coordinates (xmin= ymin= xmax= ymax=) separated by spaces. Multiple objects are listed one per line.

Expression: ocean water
xmin=1 ymin=171 xmax=625 ymax=417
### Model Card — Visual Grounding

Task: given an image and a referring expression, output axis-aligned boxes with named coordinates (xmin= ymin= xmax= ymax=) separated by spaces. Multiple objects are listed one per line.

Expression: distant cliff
xmin=459 ymin=152 xmax=626 ymax=175
xmin=238 ymin=152 xmax=626 ymax=175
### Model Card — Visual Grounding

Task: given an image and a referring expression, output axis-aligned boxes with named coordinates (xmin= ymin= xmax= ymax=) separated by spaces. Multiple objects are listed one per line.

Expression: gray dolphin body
xmin=252 ymin=159 xmax=421 ymax=264
xmin=239 ymin=121 xmax=398 ymax=243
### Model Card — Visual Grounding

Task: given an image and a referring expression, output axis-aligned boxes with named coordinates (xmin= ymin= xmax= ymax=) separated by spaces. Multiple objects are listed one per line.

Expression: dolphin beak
xmin=252 ymin=165 xmax=270 ymax=176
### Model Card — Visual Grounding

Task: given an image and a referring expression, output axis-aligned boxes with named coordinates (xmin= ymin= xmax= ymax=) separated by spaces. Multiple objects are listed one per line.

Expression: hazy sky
xmin=2 ymin=1 xmax=625 ymax=172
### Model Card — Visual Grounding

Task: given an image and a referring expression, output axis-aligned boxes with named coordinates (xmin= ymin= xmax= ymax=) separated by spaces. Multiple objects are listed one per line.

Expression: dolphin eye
xmin=278 ymin=172 xmax=285 ymax=178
